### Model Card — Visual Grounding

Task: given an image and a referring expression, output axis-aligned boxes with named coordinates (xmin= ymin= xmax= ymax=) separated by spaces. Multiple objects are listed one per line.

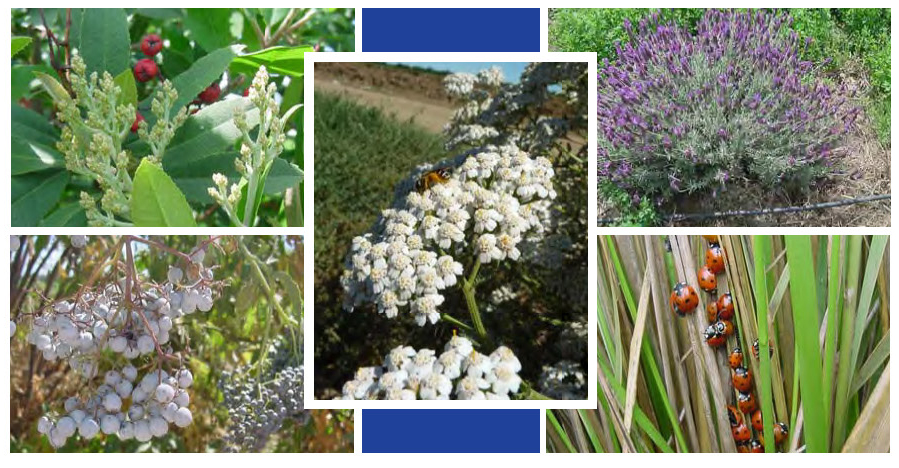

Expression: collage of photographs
xmin=3 ymin=4 xmax=892 ymax=458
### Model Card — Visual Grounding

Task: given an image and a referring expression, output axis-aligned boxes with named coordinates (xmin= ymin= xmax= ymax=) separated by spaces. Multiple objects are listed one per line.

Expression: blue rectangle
xmin=362 ymin=409 xmax=540 ymax=452
xmin=362 ymin=8 xmax=541 ymax=52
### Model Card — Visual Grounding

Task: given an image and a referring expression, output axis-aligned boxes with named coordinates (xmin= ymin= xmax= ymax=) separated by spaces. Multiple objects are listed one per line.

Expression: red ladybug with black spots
xmin=732 ymin=366 xmax=753 ymax=392
xmin=732 ymin=422 xmax=751 ymax=443
xmin=751 ymin=409 xmax=763 ymax=431
xmin=706 ymin=244 xmax=726 ymax=273
xmin=717 ymin=292 xmax=734 ymax=320
xmin=738 ymin=391 xmax=757 ymax=414
xmin=729 ymin=347 xmax=744 ymax=369
xmin=750 ymin=439 xmax=764 ymax=453
xmin=726 ymin=405 xmax=742 ymax=426
xmin=704 ymin=323 xmax=727 ymax=347
xmin=670 ymin=282 xmax=699 ymax=316
xmin=697 ymin=265 xmax=718 ymax=294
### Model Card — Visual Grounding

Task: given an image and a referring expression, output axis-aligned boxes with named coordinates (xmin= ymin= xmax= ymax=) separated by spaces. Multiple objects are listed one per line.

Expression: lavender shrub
xmin=598 ymin=9 xmax=860 ymax=213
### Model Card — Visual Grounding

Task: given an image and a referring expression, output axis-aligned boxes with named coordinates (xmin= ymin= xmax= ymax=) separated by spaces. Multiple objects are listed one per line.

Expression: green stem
xmin=243 ymin=172 xmax=260 ymax=226
xmin=440 ymin=313 xmax=473 ymax=332
xmin=461 ymin=258 xmax=487 ymax=342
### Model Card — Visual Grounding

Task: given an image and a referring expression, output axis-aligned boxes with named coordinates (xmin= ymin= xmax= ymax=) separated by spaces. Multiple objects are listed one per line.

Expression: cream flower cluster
xmin=341 ymin=143 xmax=556 ymax=326
xmin=443 ymin=62 xmax=587 ymax=154
xmin=337 ymin=336 xmax=522 ymax=400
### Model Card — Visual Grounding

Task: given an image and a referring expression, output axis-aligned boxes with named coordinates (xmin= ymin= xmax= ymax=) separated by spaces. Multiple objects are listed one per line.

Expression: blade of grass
xmin=547 ymin=409 xmax=575 ymax=453
xmin=624 ymin=267 xmax=651 ymax=432
xmin=577 ymin=409 xmax=604 ymax=453
xmin=833 ymin=235 xmax=862 ymax=449
xmin=822 ymin=235 xmax=842 ymax=432
xmin=842 ymin=362 xmax=890 ymax=453
xmin=850 ymin=330 xmax=889 ymax=394
xmin=753 ymin=235 xmax=776 ymax=452
xmin=784 ymin=235 xmax=828 ymax=452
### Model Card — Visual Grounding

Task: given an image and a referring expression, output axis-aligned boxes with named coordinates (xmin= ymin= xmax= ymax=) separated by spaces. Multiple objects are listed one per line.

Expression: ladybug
xmin=706 ymin=302 xmax=719 ymax=322
xmin=697 ymin=265 xmax=718 ymax=294
xmin=773 ymin=422 xmax=788 ymax=444
xmin=716 ymin=319 xmax=735 ymax=337
xmin=750 ymin=439 xmax=764 ymax=453
xmin=751 ymin=409 xmax=763 ymax=431
xmin=752 ymin=339 xmax=774 ymax=359
xmin=670 ymin=282 xmax=699 ymax=316
xmin=732 ymin=422 xmax=751 ymax=443
xmin=704 ymin=324 xmax=727 ymax=347
xmin=716 ymin=293 xmax=734 ymax=320
xmin=729 ymin=347 xmax=744 ymax=369
xmin=726 ymin=405 xmax=742 ymax=426
xmin=702 ymin=235 xmax=719 ymax=244
xmin=732 ymin=366 xmax=753 ymax=392
xmin=706 ymin=244 xmax=726 ymax=274
xmin=736 ymin=442 xmax=750 ymax=453
xmin=738 ymin=391 xmax=757 ymax=414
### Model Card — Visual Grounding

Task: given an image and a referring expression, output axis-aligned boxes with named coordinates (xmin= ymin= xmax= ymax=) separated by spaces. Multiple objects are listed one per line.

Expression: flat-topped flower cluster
xmin=337 ymin=336 xmax=523 ymax=400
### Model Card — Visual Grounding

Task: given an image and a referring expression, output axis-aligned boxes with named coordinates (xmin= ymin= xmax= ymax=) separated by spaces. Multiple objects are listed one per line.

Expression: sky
xmin=388 ymin=62 xmax=529 ymax=83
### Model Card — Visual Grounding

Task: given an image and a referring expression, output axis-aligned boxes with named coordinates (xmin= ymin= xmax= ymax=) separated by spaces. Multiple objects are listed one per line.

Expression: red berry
xmin=140 ymin=34 xmax=163 ymax=57
xmin=198 ymin=82 xmax=221 ymax=104
xmin=134 ymin=58 xmax=158 ymax=82
xmin=243 ymin=88 xmax=250 ymax=97
xmin=131 ymin=112 xmax=145 ymax=133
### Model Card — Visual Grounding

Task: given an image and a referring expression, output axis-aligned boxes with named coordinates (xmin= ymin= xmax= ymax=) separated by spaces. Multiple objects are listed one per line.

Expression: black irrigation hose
xmin=598 ymin=194 xmax=891 ymax=225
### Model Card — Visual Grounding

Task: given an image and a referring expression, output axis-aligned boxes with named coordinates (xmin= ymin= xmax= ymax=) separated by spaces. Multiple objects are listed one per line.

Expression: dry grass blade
xmin=842 ymin=362 xmax=890 ymax=453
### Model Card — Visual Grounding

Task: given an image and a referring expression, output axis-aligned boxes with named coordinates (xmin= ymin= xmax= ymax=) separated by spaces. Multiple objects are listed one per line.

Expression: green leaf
xmin=130 ymin=159 xmax=197 ymax=227
xmin=74 ymin=9 xmax=131 ymax=75
xmin=132 ymin=8 xmax=183 ymax=20
xmin=35 ymin=72 xmax=73 ymax=104
xmin=11 ymin=105 xmax=60 ymax=147
xmin=12 ymin=36 xmax=32 ymax=57
xmin=166 ymin=151 xmax=241 ymax=203
xmin=38 ymin=202 xmax=88 ymax=227
xmin=113 ymin=69 xmax=138 ymax=109
xmin=183 ymin=9 xmax=237 ymax=52
xmin=230 ymin=45 xmax=312 ymax=78
xmin=273 ymin=271 xmax=303 ymax=317
xmin=11 ymin=171 xmax=69 ymax=227
xmin=11 ymin=65 xmax=55 ymax=101
xmin=170 ymin=45 xmax=244 ymax=112
xmin=264 ymin=158 xmax=304 ymax=194
xmin=164 ymin=97 xmax=259 ymax=163
xmin=11 ymin=135 xmax=65 ymax=175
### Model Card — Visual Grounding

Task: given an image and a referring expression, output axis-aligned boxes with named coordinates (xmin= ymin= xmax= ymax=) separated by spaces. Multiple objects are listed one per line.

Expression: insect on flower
xmin=415 ymin=167 xmax=453 ymax=192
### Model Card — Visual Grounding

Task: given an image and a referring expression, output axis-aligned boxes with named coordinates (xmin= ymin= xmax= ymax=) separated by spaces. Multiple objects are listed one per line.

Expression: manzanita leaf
xmin=166 ymin=151 xmax=242 ymax=203
xmin=230 ymin=45 xmax=312 ymax=78
xmin=11 ymin=135 xmax=65 ymax=175
xmin=74 ymin=8 xmax=131 ymax=75
xmin=38 ymin=202 xmax=88 ymax=227
xmin=11 ymin=171 xmax=69 ymax=227
xmin=170 ymin=44 xmax=245 ymax=112
xmin=264 ymin=158 xmax=304 ymax=194
xmin=11 ymin=36 xmax=32 ymax=57
xmin=113 ymin=68 xmax=138 ymax=109
xmin=131 ymin=159 xmax=197 ymax=227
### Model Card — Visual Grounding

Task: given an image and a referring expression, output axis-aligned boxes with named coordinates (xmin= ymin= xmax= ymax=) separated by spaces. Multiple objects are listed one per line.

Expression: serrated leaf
xmin=38 ymin=202 xmax=88 ymax=227
xmin=113 ymin=69 xmax=138 ymax=109
xmin=11 ymin=136 xmax=64 ymax=175
xmin=12 ymin=36 xmax=32 ymax=57
xmin=12 ymin=105 xmax=60 ymax=147
xmin=166 ymin=151 xmax=241 ymax=203
xmin=12 ymin=171 xmax=69 ymax=227
xmin=35 ymin=72 xmax=73 ymax=104
xmin=230 ymin=45 xmax=311 ymax=78
xmin=264 ymin=158 xmax=304 ymax=194
xmin=74 ymin=9 xmax=131 ymax=75
xmin=131 ymin=159 xmax=197 ymax=227
xmin=235 ymin=277 xmax=260 ymax=312
xmin=183 ymin=9 xmax=237 ymax=52
xmin=12 ymin=65 xmax=55 ymax=101
xmin=164 ymin=97 xmax=259 ymax=163
xmin=170 ymin=45 xmax=244 ymax=112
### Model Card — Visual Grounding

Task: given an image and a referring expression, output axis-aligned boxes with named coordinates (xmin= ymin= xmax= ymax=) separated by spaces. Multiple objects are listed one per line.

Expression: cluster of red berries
xmin=134 ymin=34 xmax=162 ymax=83
xmin=671 ymin=236 xmax=789 ymax=452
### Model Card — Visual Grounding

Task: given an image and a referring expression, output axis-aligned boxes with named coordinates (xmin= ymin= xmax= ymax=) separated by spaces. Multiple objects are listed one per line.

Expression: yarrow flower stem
xmin=460 ymin=258 xmax=487 ymax=343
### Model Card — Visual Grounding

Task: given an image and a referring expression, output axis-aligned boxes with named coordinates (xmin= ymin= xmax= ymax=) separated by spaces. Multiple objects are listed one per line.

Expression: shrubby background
xmin=10 ymin=236 xmax=353 ymax=452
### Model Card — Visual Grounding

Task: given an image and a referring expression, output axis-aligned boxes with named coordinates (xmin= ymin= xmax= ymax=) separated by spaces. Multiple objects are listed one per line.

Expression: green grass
xmin=550 ymin=235 xmax=890 ymax=453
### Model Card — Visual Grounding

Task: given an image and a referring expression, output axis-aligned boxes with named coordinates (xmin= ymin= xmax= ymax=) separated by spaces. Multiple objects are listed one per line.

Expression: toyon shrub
xmin=598 ymin=9 xmax=861 ymax=212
